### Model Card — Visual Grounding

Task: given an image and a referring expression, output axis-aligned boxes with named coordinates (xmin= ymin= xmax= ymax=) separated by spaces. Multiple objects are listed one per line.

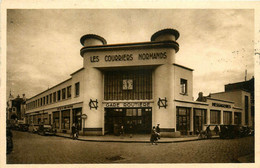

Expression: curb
xmin=55 ymin=134 xmax=219 ymax=143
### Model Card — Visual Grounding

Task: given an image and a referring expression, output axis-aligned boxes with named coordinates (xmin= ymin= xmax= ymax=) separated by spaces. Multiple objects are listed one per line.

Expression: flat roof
xmin=206 ymin=97 xmax=234 ymax=104
xmin=173 ymin=63 xmax=194 ymax=71
xmin=27 ymin=78 xmax=72 ymax=101
xmin=70 ymin=67 xmax=84 ymax=76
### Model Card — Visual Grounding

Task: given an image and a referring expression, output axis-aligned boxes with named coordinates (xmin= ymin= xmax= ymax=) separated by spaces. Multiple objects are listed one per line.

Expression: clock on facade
xmin=123 ymin=79 xmax=133 ymax=90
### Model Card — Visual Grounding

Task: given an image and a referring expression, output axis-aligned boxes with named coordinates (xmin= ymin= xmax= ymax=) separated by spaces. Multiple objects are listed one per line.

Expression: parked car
xmin=18 ymin=124 xmax=29 ymax=132
xmin=6 ymin=127 xmax=13 ymax=154
xmin=38 ymin=124 xmax=56 ymax=136
xmin=28 ymin=124 xmax=39 ymax=133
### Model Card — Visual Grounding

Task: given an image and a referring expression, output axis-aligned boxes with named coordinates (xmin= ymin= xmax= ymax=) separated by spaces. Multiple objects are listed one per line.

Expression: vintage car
xmin=38 ymin=124 xmax=56 ymax=136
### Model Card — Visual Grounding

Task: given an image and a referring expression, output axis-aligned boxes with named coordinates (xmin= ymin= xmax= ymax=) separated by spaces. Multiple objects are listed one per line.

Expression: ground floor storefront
xmin=25 ymin=98 xmax=243 ymax=136
xmin=104 ymin=107 xmax=152 ymax=134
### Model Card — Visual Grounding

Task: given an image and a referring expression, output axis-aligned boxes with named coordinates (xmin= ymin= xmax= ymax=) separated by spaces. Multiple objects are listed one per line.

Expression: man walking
xmin=156 ymin=124 xmax=161 ymax=139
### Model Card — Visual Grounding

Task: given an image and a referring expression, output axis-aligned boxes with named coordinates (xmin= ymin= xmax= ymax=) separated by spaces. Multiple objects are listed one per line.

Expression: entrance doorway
xmin=105 ymin=108 xmax=152 ymax=134
xmin=176 ymin=107 xmax=190 ymax=135
xmin=193 ymin=109 xmax=206 ymax=134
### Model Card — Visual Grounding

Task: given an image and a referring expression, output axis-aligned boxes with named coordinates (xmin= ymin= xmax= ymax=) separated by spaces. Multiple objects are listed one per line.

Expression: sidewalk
xmin=55 ymin=133 xmax=219 ymax=143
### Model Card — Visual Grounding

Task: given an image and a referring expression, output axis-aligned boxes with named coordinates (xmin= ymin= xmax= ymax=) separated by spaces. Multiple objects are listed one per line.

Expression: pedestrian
xmin=214 ymin=125 xmax=219 ymax=135
xmin=150 ymin=126 xmax=159 ymax=145
xmin=119 ymin=125 xmax=124 ymax=136
xmin=156 ymin=124 xmax=161 ymax=139
xmin=129 ymin=122 xmax=133 ymax=138
xmin=71 ymin=123 xmax=76 ymax=139
xmin=206 ymin=126 xmax=212 ymax=139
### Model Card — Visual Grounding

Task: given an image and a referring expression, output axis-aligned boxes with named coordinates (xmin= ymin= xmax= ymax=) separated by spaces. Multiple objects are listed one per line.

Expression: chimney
xmin=197 ymin=92 xmax=204 ymax=101
xmin=23 ymin=94 xmax=26 ymax=101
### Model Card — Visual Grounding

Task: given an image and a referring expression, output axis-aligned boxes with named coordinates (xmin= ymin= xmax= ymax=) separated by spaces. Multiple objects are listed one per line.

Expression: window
xmin=104 ymin=69 xmax=152 ymax=100
xmin=62 ymin=88 xmax=66 ymax=100
xmin=67 ymin=86 xmax=71 ymax=98
xmin=40 ymin=98 xmax=43 ymax=106
xmin=180 ymin=78 xmax=187 ymax=95
xmin=210 ymin=110 xmax=220 ymax=124
xmin=49 ymin=93 xmax=52 ymax=104
xmin=57 ymin=90 xmax=61 ymax=101
xmin=43 ymin=97 xmax=46 ymax=105
xmin=46 ymin=95 xmax=49 ymax=104
xmin=75 ymin=82 xmax=80 ymax=96
xmin=53 ymin=92 xmax=56 ymax=102
xmin=223 ymin=111 xmax=232 ymax=125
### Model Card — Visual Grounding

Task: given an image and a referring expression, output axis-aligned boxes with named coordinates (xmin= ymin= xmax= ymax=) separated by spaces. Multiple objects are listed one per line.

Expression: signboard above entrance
xmin=90 ymin=52 xmax=167 ymax=63
xmin=84 ymin=48 xmax=173 ymax=68
xmin=104 ymin=102 xmax=152 ymax=108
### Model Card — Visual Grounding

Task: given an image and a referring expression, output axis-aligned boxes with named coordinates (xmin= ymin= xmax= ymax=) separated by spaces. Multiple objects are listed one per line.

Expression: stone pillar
xmin=220 ymin=110 xmax=224 ymax=125
xmin=190 ymin=108 xmax=194 ymax=133
xmin=59 ymin=110 xmax=62 ymax=130
xmin=70 ymin=108 xmax=73 ymax=133
xmin=232 ymin=111 xmax=235 ymax=125
xmin=207 ymin=109 xmax=211 ymax=125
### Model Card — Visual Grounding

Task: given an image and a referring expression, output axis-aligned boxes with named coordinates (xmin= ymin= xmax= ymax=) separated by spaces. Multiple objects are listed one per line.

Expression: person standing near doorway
xmin=129 ymin=122 xmax=133 ymax=138
xmin=156 ymin=124 xmax=161 ymax=139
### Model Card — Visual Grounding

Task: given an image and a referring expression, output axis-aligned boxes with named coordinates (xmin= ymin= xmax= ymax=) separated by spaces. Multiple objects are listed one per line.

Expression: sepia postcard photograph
xmin=1 ymin=0 xmax=259 ymax=167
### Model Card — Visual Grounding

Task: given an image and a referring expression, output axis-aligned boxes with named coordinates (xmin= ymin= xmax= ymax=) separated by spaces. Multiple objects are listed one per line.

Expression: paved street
xmin=7 ymin=130 xmax=254 ymax=164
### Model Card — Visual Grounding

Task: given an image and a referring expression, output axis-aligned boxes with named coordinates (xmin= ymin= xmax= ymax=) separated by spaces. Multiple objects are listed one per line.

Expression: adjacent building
xmin=7 ymin=92 xmax=27 ymax=123
xmin=25 ymin=29 xmax=252 ymax=137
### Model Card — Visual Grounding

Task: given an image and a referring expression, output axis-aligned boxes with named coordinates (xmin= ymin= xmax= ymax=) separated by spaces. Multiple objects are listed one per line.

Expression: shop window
xmin=180 ymin=78 xmax=188 ymax=95
xmin=234 ymin=112 xmax=242 ymax=125
xmin=73 ymin=108 xmax=82 ymax=130
xmin=138 ymin=109 xmax=142 ymax=116
xmin=62 ymin=88 xmax=66 ymax=100
xmin=75 ymin=82 xmax=80 ymax=97
xmin=176 ymin=107 xmax=190 ymax=135
xmin=132 ymin=109 xmax=137 ymax=116
xmin=67 ymin=86 xmax=71 ymax=98
xmin=57 ymin=90 xmax=61 ymax=101
xmin=43 ymin=113 xmax=48 ymax=125
xmin=53 ymin=111 xmax=60 ymax=129
xmin=223 ymin=111 xmax=232 ymax=125
xmin=194 ymin=109 xmax=207 ymax=133
xmin=61 ymin=110 xmax=70 ymax=130
xmin=210 ymin=110 xmax=220 ymax=124
xmin=126 ymin=109 xmax=133 ymax=116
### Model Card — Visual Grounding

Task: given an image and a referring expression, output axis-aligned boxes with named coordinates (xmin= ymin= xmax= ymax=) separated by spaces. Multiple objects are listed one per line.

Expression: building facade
xmin=25 ymin=29 xmax=250 ymax=137
xmin=7 ymin=93 xmax=26 ymax=121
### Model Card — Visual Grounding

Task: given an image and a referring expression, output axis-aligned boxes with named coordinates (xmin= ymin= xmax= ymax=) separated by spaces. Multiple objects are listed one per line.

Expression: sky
xmin=6 ymin=9 xmax=255 ymax=100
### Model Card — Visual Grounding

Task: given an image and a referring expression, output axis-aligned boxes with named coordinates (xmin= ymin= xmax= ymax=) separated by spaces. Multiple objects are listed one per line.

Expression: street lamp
xmin=81 ymin=114 xmax=87 ymax=135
